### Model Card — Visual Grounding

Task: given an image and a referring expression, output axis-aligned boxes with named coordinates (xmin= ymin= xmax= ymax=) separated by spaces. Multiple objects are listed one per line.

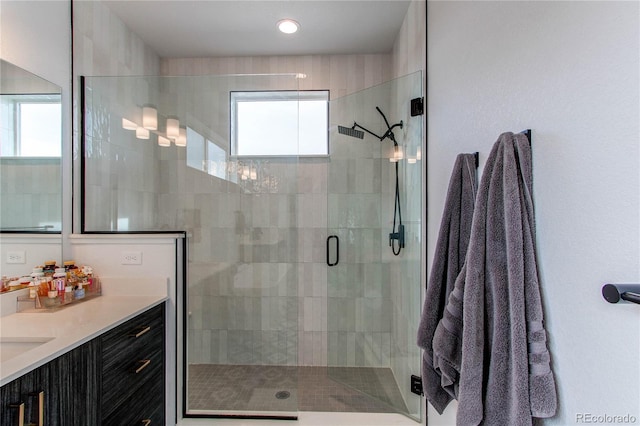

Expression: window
xmin=186 ymin=126 xmax=229 ymax=181
xmin=186 ymin=127 xmax=205 ymax=171
xmin=207 ymin=140 xmax=227 ymax=180
xmin=230 ymin=90 xmax=329 ymax=157
xmin=0 ymin=95 xmax=62 ymax=157
xmin=18 ymin=102 xmax=61 ymax=156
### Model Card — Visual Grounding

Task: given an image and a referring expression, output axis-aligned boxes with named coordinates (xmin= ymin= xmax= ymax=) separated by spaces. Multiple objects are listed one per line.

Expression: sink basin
xmin=0 ymin=337 xmax=54 ymax=363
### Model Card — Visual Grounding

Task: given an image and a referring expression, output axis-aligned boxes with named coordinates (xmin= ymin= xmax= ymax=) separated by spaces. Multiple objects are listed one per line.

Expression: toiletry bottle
xmin=18 ymin=276 xmax=32 ymax=289
xmin=64 ymin=260 xmax=79 ymax=283
xmin=64 ymin=285 xmax=74 ymax=303
xmin=53 ymin=268 xmax=67 ymax=303
xmin=31 ymin=267 xmax=44 ymax=285
xmin=82 ymin=266 xmax=94 ymax=292
xmin=38 ymin=279 xmax=49 ymax=297
xmin=74 ymin=282 xmax=85 ymax=299
xmin=31 ymin=268 xmax=44 ymax=299
xmin=43 ymin=261 xmax=57 ymax=277
xmin=28 ymin=282 xmax=37 ymax=299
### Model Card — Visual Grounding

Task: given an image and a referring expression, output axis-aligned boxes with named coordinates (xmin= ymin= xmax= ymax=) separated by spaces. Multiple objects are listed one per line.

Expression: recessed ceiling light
xmin=277 ymin=19 xmax=299 ymax=34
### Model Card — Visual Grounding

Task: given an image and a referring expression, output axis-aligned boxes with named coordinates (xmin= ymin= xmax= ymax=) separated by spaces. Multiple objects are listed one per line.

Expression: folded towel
xmin=433 ymin=132 xmax=557 ymax=425
xmin=417 ymin=153 xmax=477 ymax=414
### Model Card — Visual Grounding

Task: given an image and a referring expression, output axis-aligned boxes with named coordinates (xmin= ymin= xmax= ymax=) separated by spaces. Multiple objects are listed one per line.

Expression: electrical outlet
xmin=121 ymin=251 xmax=142 ymax=265
xmin=7 ymin=251 xmax=26 ymax=264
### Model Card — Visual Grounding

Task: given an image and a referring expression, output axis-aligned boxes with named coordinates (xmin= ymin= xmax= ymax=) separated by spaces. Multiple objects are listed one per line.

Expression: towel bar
xmin=602 ymin=284 xmax=640 ymax=305
xmin=520 ymin=129 xmax=531 ymax=145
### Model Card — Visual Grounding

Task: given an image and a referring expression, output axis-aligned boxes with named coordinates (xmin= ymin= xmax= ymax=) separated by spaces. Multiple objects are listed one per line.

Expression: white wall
xmin=0 ymin=235 xmax=62 ymax=278
xmin=0 ymin=1 xmax=70 ymax=88
xmin=427 ymin=1 xmax=640 ymax=425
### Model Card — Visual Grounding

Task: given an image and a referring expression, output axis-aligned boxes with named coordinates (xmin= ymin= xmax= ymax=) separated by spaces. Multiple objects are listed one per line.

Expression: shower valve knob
xmin=389 ymin=225 xmax=405 ymax=248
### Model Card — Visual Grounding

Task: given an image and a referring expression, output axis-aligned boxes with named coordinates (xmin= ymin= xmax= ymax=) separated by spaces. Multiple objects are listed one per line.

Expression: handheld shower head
xmin=338 ymin=125 xmax=365 ymax=139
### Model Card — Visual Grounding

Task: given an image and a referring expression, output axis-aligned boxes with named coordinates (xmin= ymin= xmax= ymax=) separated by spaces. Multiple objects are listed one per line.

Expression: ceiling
xmin=104 ymin=1 xmax=412 ymax=58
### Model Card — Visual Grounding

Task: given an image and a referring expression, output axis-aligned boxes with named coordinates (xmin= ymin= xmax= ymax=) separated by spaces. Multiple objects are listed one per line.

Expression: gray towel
xmin=417 ymin=153 xmax=477 ymax=414
xmin=432 ymin=132 xmax=557 ymax=425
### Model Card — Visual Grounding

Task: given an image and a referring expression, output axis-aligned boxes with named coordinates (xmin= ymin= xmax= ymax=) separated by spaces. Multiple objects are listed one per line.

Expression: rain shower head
xmin=338 ymin=108 xmax=402 ymax=144
xmin=338 ymin=125 xmax=364 ymax=139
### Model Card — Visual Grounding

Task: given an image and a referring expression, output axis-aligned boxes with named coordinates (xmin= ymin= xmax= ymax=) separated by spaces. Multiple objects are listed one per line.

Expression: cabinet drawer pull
xmin=135 ymin=359 xmax=151 ymax=373
xmin=9 ymin=402 xmax=24 ymax=426
xmin=142 ymin=420 xmax=152 ymax=426
xmin=130 ymin=326 xmax=151 ymax=338
xmin=29 ymin=391 xmax=44 ymax=426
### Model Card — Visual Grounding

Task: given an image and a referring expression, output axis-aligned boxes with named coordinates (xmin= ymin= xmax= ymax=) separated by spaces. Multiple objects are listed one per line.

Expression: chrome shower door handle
xmin=326 ymin=235 xmax=339 ymax=267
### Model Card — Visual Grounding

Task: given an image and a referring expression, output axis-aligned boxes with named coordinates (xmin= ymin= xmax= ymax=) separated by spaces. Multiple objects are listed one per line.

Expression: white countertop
xmin=0 ymin=292 xmax=167 ymax=386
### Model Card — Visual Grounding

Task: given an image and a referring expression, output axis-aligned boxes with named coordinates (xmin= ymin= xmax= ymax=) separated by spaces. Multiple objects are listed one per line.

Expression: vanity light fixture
xmin=136 ymin=127 xmax=150 ymax=139
xmin=175 ymin=127 xmax=187 ymax=147
xmin=158 ymin=135 xmax=171 ymax=147
xmin=122 ymin=118 xmax=137 ymax=130
xmin=142 ymin=105 xmax=158 ymax=130
xmin=277 ymin=19 xmax=299 ymax=34
xmin=167 ymin=117 xmax=180 ymax=139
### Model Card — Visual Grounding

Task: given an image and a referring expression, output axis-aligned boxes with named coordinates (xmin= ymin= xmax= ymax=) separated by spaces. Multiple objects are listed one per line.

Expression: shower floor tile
xmin=187 ymin=364 xmax=408 ymax=415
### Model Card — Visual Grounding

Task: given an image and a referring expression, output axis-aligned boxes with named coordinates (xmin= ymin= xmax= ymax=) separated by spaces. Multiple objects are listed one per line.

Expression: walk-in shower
xmin=81 ymin=71 xmax=423 ymax=421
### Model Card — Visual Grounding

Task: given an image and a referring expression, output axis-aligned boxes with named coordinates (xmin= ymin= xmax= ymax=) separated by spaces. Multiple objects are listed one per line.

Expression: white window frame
xmin=230 ymin=90 xmax=329 ymax=157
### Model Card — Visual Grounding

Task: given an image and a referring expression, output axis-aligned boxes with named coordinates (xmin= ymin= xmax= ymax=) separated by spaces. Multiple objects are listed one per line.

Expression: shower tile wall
xmin=161 ymin=54 xmax=392 ymax=101
xmin=157 ymin=56 xmax=394 ymax=367
xmin=73 ymin=0 xmax=161 ymax=233
xmin=0 ymin=160 xmax=61 ymax=230
xmin=326 ymin=83 xmax=397 ymax=369
xmin=84 ymin=75 xmax=414 ymax=373
xmin=83 ymin=76 xmax=162 ymax=231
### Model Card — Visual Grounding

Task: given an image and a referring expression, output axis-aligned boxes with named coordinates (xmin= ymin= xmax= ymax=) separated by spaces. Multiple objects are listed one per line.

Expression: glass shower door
xmin=326 ymin=71 xmax=423 ymax=421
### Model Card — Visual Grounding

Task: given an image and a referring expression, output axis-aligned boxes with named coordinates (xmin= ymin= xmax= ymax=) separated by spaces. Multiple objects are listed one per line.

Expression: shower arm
xmin=376 ymin=107 xmax=403 ymax=145
xmin=351 ymin=123 xmax=386 ymax=141
xmin=352 ymin=107 xmax=404 ymax=144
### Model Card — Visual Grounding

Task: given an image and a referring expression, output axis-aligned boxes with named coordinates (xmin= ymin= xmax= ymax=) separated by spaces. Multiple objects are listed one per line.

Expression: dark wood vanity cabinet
xmin=0 ymin=303 xmax=165 ymax=426
xmin=101 ymin=303 xmax=165 ymax=425
xmin=0 ymin=339 xmax=100 ymax=426
xmin=0 ymin=356 xmax=51 ymax=426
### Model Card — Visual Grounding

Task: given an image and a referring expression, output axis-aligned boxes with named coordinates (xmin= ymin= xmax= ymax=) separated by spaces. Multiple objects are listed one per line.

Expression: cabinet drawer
xmin=102 ymin=304 xmax=164 ymax=365
xmin=101 ymin=303 xmax=165 ymax=418
xmin=102 ymin=343 xmax=164 ymax=416
xmin=102 ymin=368 xmax=165 ymax=426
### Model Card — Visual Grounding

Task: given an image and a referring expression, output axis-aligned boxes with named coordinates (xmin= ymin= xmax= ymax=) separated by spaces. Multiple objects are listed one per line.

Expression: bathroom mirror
xmin=0 ymin=59 xmax=62 ymax=233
